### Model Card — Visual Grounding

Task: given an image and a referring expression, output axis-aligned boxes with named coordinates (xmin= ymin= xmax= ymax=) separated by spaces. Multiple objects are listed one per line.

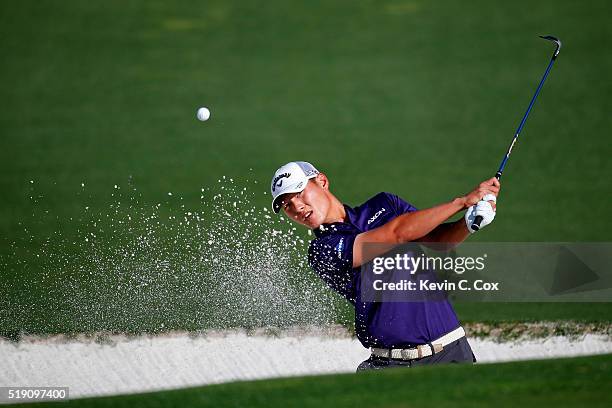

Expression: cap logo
xmin=272 ymin=172 xmax=291 ymax=192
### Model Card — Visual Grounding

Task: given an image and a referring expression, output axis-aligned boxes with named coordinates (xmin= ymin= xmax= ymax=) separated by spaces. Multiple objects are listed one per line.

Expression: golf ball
xmin=196 ymin=107 xmax=211 ymax=122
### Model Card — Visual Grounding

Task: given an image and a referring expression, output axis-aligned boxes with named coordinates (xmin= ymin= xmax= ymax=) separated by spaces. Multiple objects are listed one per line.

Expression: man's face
xmin=280 ymin=178 xmax=331 ymax=229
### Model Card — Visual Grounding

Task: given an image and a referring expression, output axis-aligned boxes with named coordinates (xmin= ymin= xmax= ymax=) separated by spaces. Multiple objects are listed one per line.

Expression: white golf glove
xmin=465 ymin=194 xmax=497 ymax=233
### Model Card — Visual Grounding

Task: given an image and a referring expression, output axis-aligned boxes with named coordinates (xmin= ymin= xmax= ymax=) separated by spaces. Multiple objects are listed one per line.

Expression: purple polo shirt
xmin=308 ymin=192 xmax=460 ymax=349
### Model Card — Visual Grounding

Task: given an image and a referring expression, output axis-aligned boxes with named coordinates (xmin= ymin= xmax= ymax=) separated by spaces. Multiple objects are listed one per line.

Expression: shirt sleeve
xmin=385 ymin=192 xmax=418 ymax=215
xmin=308 ymin=233 xmax=356 ymax=303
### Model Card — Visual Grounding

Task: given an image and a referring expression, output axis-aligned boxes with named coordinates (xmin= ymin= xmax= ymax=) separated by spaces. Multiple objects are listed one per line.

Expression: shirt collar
xmin=312 ymin=204 xmax=360 ymax=238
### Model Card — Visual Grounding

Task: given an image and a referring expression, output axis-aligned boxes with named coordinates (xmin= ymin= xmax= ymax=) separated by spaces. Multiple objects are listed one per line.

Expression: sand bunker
xmin=1 ymin=327 xmax=611 ymax=399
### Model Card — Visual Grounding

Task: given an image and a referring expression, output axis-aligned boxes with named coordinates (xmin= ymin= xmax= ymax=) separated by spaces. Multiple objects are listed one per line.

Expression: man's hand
xmin=465 ymin=194 xmax=497 ymax=233
xmin=461 ymin=177 xmax=500 ymax=209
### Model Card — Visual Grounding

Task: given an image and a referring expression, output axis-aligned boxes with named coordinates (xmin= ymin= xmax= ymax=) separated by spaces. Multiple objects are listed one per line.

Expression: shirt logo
xmin=335 ymin=237 xmax=345 ymax=259
xmin=272 ymin=173 xmax=291 ymax=192
xmin=367 ymin=208 xmax=386 ymax=225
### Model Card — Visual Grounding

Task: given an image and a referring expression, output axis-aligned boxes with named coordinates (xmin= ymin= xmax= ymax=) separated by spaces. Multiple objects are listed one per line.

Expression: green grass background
xmin=11 ymin=354 xmax=612 ymax=408
xmin=1 ymin=0 xmax=611 ymax=336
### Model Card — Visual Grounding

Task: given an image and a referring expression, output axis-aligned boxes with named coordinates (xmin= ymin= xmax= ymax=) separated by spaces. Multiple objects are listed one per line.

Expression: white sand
xmin=1 ymin=329 xmax=610 ymax=399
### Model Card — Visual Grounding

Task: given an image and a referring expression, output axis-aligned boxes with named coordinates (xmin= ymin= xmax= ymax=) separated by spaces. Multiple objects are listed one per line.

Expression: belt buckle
xmin=399 ymin=348 xmax=412 ymax=360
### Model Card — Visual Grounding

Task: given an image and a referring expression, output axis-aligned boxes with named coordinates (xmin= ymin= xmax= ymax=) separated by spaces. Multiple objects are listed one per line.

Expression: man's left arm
xmin=417 ymin=219 xmax=470 ymax=245
xmin=417 ymin=196 xmax=497 ymax=248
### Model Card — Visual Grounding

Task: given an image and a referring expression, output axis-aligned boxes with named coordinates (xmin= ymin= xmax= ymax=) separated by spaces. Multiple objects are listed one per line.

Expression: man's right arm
xmin=352 ymin=177 xmax=500 ymax=267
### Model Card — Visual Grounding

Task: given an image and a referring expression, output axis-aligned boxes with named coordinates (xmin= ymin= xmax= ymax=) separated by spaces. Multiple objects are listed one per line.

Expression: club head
xmin=539 ymin=35 xmax=562 ymax=58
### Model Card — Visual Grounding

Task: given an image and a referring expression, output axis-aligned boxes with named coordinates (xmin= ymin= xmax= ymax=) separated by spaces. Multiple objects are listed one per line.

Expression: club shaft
xmin=471 ymin=42 xmax=560 ymax=232
xmin=497 ymin=55 xmax=557 ymax=178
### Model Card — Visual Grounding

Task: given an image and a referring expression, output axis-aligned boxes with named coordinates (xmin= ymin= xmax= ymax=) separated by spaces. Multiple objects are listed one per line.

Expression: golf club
xmin=471 ymin=35 xmax=562 ymax=231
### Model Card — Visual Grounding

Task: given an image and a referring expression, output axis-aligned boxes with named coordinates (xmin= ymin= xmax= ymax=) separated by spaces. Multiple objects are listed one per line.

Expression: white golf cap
xmin=271 ymin=161 xmax=320 ymax=213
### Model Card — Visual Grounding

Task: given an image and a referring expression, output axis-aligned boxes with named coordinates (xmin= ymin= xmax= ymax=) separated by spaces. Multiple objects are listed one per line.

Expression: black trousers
xmin=356 ymin=337 xmax=476 ymax=372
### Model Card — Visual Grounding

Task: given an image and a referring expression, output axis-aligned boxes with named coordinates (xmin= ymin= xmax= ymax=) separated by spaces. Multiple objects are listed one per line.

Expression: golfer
xmin=271 ymin=161 xmax=499 ymax=370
